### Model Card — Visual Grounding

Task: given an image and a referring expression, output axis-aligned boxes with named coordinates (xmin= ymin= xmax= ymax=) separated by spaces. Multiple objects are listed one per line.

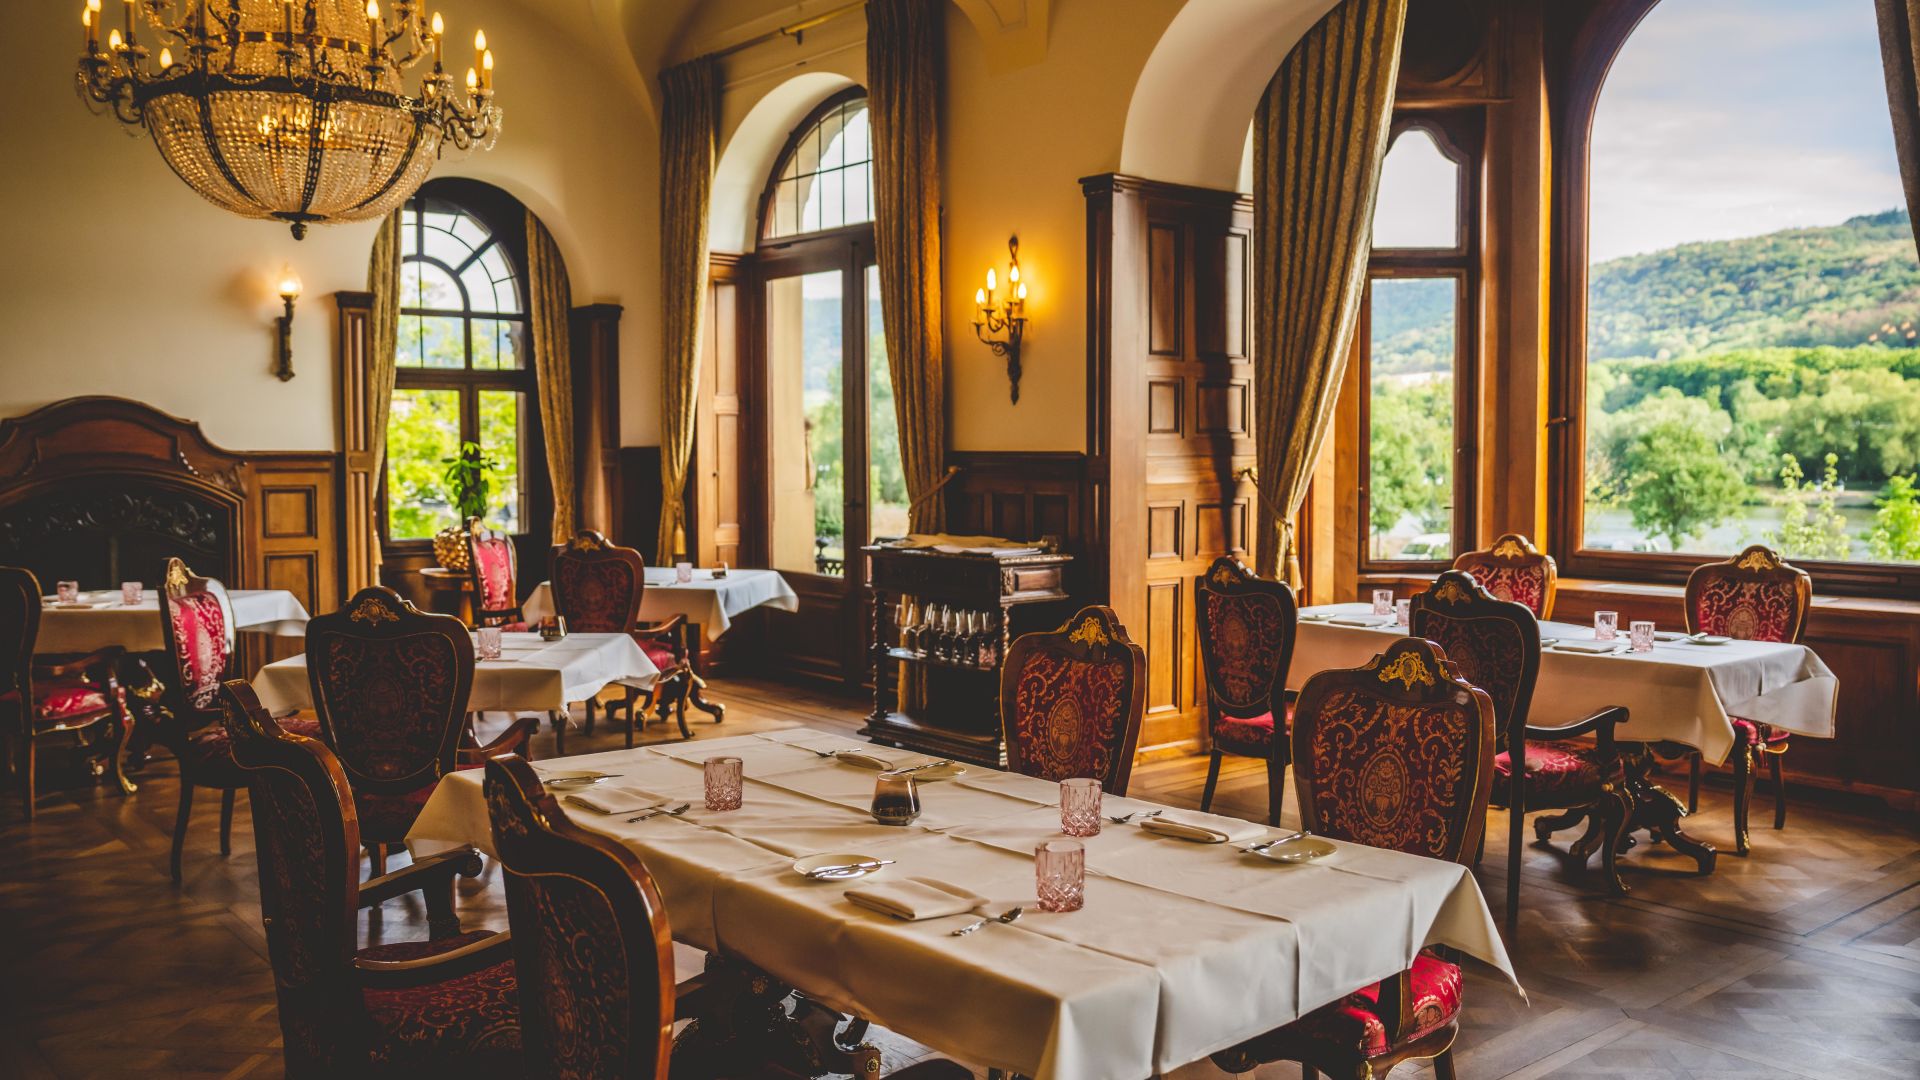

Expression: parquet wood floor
xmin=4 ymin=676 xmax=1917 ymax=1079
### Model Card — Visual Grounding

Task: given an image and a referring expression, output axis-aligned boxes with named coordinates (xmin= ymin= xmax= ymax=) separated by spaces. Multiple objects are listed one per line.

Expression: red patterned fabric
xmin=183 ymin=716 xmax=322 ymax=782
xmin=1416 ymin=610 xmax=1529 ymax=751
xmin=1732 ymin=718 xmax=1790 ymax=747
xmin=359 ymin=931 xmax=521 ymax=1073
xmin=472 ymin=535 xmax=516 ymax=614
xmin=317 ymin=634 xmax=461 ymax=784
xmin=1455 ymin=561 xmax=1549 ymax=616
xmin=358 ymin=762 xmax=481 ymax=842
xmin=1287 ymin=952 xmax=1461 ymax=1058
xmin=1201 ymin=590 xmax=1289 ymax=710
xmin=1494 ymin=740 xmax=1620 ymax=805
xmin=33 ymin=679 xmax=108 ymax=720
xmin=638 ymin=640 xmax=678 ymax=671
xmin=553 ymin=556 xmax=639 ymax=633
xmin=1213 ymin=702 xmax=1295 ymax=758
xmin=1690 ymin=576 xmax=1798 ymax=642
xmin=1008 ymin=650 xmax=1132 ymax=784
xmin=1302 ymin=686 xmax=1481 ymax=860
xmin=170 ymin=590 xmax=230 ymax=711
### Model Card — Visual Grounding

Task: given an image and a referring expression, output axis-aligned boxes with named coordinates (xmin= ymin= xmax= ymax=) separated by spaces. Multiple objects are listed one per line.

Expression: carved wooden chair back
xmin=548 ymin=531 xmax=645 ymax=634
xmin=1292 ymin=638 xmax=1496 ymax=865
xmin=220 ymin=679 xmax=371 ymax=1072
xmin=0 ymin=566 xmax=40 ymax=711
xmin=156 ymin=557 xmax=237 ymax=726
xmin=304 ymin=587 xmax=475 ymax=801
xmin=1452 ymin=533 xmax=1557 ymax=618
xmin=1684 ymin=545 xmax=1811 ymax=644
xmin=999 ymin=605 xmax=1146 ymax=795
xmin=1193 ymin=557 xmax=1297 ymax=730
xmin=485 ymin=754 xmax=674 ymax=1080
xmin=466 ymin=518 xmax=522 ymax=626
xmin=1409 ymin=569 xmax=1541 ymax=764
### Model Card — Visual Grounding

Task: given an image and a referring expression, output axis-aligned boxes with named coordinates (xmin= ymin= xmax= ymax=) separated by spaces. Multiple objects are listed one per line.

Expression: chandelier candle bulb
xmin=481 ymin=48 xmax=493 ymax=88
xmin=158 ymin=47 xmax=171 ymax=68
xmin=473 ymin=27 xmax=485 ymax=75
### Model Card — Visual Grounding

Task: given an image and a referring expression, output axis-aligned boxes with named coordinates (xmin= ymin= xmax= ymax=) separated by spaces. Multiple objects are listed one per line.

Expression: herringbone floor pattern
xmin=3 ymin=676 xmax=1916 ymax=1079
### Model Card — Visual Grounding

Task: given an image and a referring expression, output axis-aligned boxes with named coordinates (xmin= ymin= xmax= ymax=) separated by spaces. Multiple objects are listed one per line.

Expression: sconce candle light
xmin=273 ymin=270 xmax=302 ymax=382
xmin=972 ymin=235 xmax=1028 ymax=403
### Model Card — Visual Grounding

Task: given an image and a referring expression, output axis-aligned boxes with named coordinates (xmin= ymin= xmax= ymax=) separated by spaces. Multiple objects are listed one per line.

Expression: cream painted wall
xmin=0 ymin=0 xmax=661 ymax=451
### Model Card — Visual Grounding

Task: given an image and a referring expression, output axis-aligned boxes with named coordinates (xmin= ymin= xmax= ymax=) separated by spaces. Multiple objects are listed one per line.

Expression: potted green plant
xmin=431 ymin=441 xmax=502 ymax=570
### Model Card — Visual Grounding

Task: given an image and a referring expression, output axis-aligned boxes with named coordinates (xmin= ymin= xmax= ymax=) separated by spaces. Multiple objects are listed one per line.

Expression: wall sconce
xmin=972 ymin=235 xmax=1028 ymax=403
xmin=273 ymin=270 xmax=302 ymax=382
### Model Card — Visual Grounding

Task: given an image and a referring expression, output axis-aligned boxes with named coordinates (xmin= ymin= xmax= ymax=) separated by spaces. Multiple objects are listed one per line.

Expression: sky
xmin=1585 ymin=0 xmax=1906 ymax=263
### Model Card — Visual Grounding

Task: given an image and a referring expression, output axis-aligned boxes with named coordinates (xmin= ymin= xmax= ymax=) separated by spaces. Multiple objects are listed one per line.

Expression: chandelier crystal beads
xmin=76 ymin=0 xmax=502 ymax=238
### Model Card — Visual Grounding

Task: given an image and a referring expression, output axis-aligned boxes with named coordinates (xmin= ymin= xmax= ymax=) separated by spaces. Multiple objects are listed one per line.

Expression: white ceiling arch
xmin=709 ymin=70 xmax=861 ymax=253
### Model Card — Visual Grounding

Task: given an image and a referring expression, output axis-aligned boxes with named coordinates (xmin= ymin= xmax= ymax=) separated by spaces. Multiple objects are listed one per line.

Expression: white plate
xmin=793 ymin=852 xmax=886 ymax=880
xmin=1687 ymin=634 xmax=1733 ymax=645
xmin=1300 ymin=612 xmax=1336 ymax=622
xmin=1244 ymin=837 xmax=1337 ymax=863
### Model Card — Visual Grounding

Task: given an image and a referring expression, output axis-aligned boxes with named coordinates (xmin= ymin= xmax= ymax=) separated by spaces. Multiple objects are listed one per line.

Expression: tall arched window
xmin=1563 ymin=0 xmax=1920 ymax=588
xmin=385 ymin=179 xmax=543 ymax=543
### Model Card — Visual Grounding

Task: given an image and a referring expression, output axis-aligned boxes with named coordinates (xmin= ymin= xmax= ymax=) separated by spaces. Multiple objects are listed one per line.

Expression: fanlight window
xmin=763 ymin=97 xmax=875 ymax=240
xmin=1373 ymin=127 xmax=1461 ymax=250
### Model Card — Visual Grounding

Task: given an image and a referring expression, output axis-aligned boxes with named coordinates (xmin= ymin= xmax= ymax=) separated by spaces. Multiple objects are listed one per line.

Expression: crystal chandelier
xmin=76 ymin=0 xmax=502 ymax=238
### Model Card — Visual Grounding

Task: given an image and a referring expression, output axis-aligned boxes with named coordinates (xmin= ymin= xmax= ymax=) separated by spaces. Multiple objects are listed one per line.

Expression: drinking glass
xmin=1594 ymin=610 xmax=1619 ymax=641
xmin=1060 ymin=778 xmax=1102 ymax=837
xmin=1372 ymin=588 xmax=1394 ymax=616
xmin=1629 ymin=620 xmax=1655 ymax=653
xmin=1035 ymin=839 xmax=1085 ymax=913
xmin=121 ymin=581 xmax=143 ymax=605
xmin=715 ymin=561 xmax=729 ymax=578
xmin=871 ymin=770 xmax=921 ymax=826
xmin=1395 ymin=598 xmax=1411 ymax=627
xmin=675 ymin=561 xmax=695 ymax=584
xmin=56 ymin=581 xmax=79 ymax=604
xmin=476 ymin=626 xmax=503 ymax=661
xmin=704 ymin=756 xmax=743 ymax=811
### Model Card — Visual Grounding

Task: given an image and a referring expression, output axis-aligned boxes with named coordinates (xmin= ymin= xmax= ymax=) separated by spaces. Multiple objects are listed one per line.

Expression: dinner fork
xmin=1106 ymin=809 xmax=1164 ymax=825
xmin=1246 ymin=829 xmax=1309 ymax=853
xmin=950 ymin=905 xmax=1025 ymax=936
xmin=625 ymin=802 xmax=691 ymax=823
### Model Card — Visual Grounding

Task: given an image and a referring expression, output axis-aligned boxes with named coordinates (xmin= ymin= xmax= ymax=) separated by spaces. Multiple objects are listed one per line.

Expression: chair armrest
xmin=352 ymin=931 xmax=512 ymax=989
xmin=1524 ymin=705 xmax=1628 ymax=756
xmin=35 ymin=646 xmax=126 ymax=680
xmin=459 ymin=717 xmax=538 ymax=765
xmin=358 ymin=847 xmax=483 ymax=909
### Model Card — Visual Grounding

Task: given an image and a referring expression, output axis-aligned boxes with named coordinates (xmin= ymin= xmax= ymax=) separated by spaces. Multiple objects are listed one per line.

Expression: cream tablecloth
xmin=523 ymin=568 xmax=798 ymax=640
xmin=408 ymin=728 xmax=1519 ymax=1080
xmin=1291 ymin=603 xmax=1838 ymax=766
xmin=248 ymin=631 xmax=658 ymax=714
xmin=36 ymin=589 xmax=311 ymax=654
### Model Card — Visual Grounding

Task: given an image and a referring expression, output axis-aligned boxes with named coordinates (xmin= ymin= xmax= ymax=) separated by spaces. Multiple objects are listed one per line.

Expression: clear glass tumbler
xmin=1395 ymin=599 xmax=1411 ymax=627
xmin=1629 ymin=620 xmax=1655 ymax=653
xmin=121 ymin=581 xmax=143 ymax=605
xmin=1372 ymin=588 xmax=1394 ymax=616
xmin=871 ymin=770 xmax=921 ymax=826
xmin=1594 ymin=610 xmax=1619 ymax=641
xmin=476 ymin=626 xmax=503 ymax=661
xmin=704 ymin=756 xmax=743 ymax=811
xmin=1060 ymin=778 xmax=1102 ymax=837
xmin=1036 ymin=838 xmax=1085 ymax=913
xmin=56 ymin=581 xmax=79 ymax=604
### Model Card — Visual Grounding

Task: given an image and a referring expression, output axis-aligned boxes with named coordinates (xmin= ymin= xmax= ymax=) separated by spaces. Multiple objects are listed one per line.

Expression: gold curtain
xmin=657 ymin=57 xmax=720 ymax=564
xmin=867 ymin=0 xmax=947 ymax=532
xmin=1251 ymin=0 xmax=1408 ymax=584
xmin=1879 ymin=0 xmax=1920 ymax=260
xmin=527 ymin=212 xmax=576 ymax=546
xmin=365 ymin=210 xmax=403 ymax=574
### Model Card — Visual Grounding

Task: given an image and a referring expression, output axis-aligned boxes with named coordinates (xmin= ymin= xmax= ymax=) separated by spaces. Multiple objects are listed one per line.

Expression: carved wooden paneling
xmin=1195 ymin=379 xmax=1249 ymax=434
xmin=1195 ymin=500 xmax=1249 ymax=559
xmin=333 ymin=291 xmax=379 ymax=594
xmin=1144 ymin=580 xmax=1182 ymax=716
xmin=1147 ymin=502 xmax=1183 ymax=560
xmin=693 ymin=257 xmax=744 ymax=568
xmin=1147 ymin=223 xmax=1182 ymax=356
xmin=1147 ymin=379 xmax=1183 ymax=435
xmin=570 ymin=303 xmax=623 ymax=538
xmin=244 ymin=455 xmax=338 ymax=668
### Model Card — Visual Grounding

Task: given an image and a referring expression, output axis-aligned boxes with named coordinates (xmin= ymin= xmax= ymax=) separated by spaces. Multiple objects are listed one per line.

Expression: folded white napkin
xmin=1140 ymin=809 xmax=1269 ymax=844
xmin=562 ymin=787 xmax=669 ymax=815
xmin=1552 ymin=639 xmax=1623 ymax=654
xmin=844 ymin=877 xmax=987 ymax=921
xmin=1329 ymin=615 xmax=1391 ymax=627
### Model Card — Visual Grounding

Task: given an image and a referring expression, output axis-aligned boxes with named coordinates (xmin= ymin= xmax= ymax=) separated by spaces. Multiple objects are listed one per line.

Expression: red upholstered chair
xmin=548 ymin=531 xmax=699 ymax=748
xmin=0 ymin=565 xmax=134 ymax=821
xmin=1412 ymin=569 xmax=1633 ymax=928
xmin=305 ymin=586 xmax=534 ymax=876
xmin=1452 ymin=532 xmax=1557 ymax=618
xmin=1213 ymin=637 xmax=1494 ymax=1080
xmin=1194 ymin=556 xmax=1298 ymax=825
xmin=156 ymin=557 xmax=324 ymax=881
xmin=1682 ymin=544 xmax=1811 ymax=855
xmin=220 ymin=680 xmax=520 ymax=1079
xmin=999 ymin=605 xmax=1145 ymax=796
xmin=465 ymin=518 xmax=529 ymax=630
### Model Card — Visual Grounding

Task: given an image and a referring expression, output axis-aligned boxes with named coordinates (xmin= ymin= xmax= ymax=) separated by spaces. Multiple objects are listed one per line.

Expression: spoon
xmin=1246 ymin=829 xmax=1309 ymax=853
xmin=625 ymin=802 xmax=691 ymax=823
xmin=1107 ymin=809 xmax=1164 ymax=825
xmin=950 ymin=905 xmax=1025 ymax=936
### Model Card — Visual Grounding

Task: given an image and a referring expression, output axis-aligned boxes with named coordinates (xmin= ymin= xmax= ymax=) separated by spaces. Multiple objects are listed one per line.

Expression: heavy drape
xmin=1251 ymin=0 xmax=1408 ymax=584
xmin=1878 ymin=0 xmax=1920 ymax=261
xmin=867 ymin=0 xmax=948 ymax=532
xmin=527 ymin=212 xmax=576 ymax=545
xmin=657 ymin=57 xmax=720 ymax=564
xmin=365 ymin=210 xmax=403 ymax=574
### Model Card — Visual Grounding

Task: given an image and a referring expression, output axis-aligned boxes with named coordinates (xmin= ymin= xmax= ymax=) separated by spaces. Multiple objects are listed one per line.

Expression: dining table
xmin=1292 ymin=602 xmax=1839 ymax=873
xmin=407 ymin=727 xmax=1522 ymax=1080
xmin=522 ymin=566 xmax=799 ymax=641
xmin=35 ymin=588 xmax=311 ymax=654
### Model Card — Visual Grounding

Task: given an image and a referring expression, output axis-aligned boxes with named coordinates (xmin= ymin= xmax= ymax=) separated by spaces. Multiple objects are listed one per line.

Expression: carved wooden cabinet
xmin=862 ymin=546 xmax=1074 ymax=766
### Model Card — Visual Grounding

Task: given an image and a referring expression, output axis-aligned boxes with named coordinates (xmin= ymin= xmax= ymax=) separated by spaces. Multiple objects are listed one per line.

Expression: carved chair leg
xmin=423 ymin=865 xmax=462 ymax=940
xmin=1687 ymin=753 xmax=1701 ymax=814
xmin=1507 ymin=801 xmax=1525 ymax=930
xmin=218 ymin=788 xmax=236 ymax=856
xmin=171 ymin=780 xmax=193 ymax=882
xmin=1733 ymin=739 xmax=1754 ymax=857
xmin=1199 ymin=750 xmax=1223 ymax=814
xmin=105 ymin=711 xmax=137 ymax=797
xmin=1770 ymin=747 xmax=1787 ymax=830
xmin=368 ymin=843 xmax=388 ymax=878
xmin=1268 ymin=752 xmax=1287 ymax=828
xmin=676 ymin=680 xmax=693 ymax=741
xmin=1532 ymin=804 xmax=1586 ymax=843
xmin=583 ymin=697 xmax=597 ymax=735
xmin=20 ymin=733 xmax=36 ymax=823
xmin=1597 ymin=788 xmax=1632 ymax=896
xmin=550 ymin=710 xmax=566 ymax=757
xmin=1432 ymin=1046 xmax=1458 ymax=1080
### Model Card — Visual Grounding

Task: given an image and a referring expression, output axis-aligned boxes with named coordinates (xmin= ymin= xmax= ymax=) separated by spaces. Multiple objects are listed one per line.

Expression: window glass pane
xmin=1583 ymin=0 xmax=1920 ymax=561
xmin=461 ymin=260 xmax=501 ymax=315
xmin=1372 ymin=128 xmax=1459 ymax=249
xmin=385 ymin=388 xmax=462 ymax=540
xmin=767 ymin=271 xmax=845 ymax=577
xmin=400 ymin=211 xmax=419 ymax=257
xmin=867 ymin=265 xmax=908 ymax=542
xmin=813 ymin=168 xmax=845 ymax=232
xmin=407 ymin=260 xmax=462 ymax=310
xmin=413 ymin=314 xmax=464 ymax=368
xmin=421 ymin=219 xmax=475 ymax=269
xmin=449 ymin=212 xmax=490 ymax=252
xmin=1367 ymin=277 xmax=1456 ymax=562
xmin=471 ymin=318 xmax=521 ymax=370
xmin=763 ymin=98 xmax=875 ymax=240
xmin=477 ymin=390 xmax=523 ymax=534
xmin=476 ymin=245 xmax=520 ymax=313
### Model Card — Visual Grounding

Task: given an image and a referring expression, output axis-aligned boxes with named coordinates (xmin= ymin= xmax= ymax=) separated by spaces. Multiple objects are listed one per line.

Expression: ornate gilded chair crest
xmin=1001 ymin=605 xmax=1146 ymax=794
xmin=1067 ymin=615 xmax=1111 ymax=649
xmin=349 ymin=594 xmax=401 ymax=624
xmin=1733 ymin=545 xmax=1784 ymax=572
xmin=1376 ymin=649 xmax=1436 ymax=690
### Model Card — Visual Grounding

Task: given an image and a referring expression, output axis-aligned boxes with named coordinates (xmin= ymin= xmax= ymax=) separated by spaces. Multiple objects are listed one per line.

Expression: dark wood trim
xmin=570 ymin=302 xmax=623 ymax=538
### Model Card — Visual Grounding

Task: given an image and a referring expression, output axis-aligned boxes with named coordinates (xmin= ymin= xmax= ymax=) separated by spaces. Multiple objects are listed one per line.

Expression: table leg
xmin=683 ymin=622 xmax=725 ymax=724
xmin=1618 ymin=743 xmax=1717 ymax=875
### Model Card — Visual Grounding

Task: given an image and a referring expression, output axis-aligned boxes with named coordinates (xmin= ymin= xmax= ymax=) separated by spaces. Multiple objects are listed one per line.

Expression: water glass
xmin=1036 ymin=839 xmax=1085 ymax=913
xmin=1371 ymin=588 xmax=1394 ymax=617
xmin=476 ymin=626 xmax=503 ymax=661
xmin=1594 ymin=610 xmax=1619 ymax=641
xmin=704 ymin=756 xmax=743 ymax=811
xmin=1060 ymin=777 xmax=1102 ymax=837
xmin=1629 ymin=620 xmax=1656 ymax=653
xmin=121 ymin=581 xmax=143 ymax=606
xmin=871 ymin=770 xmax=921 ymax=826
xmin=1395 ymin=598 xmax=1411 ymax=627
xmin=56 ymin=581 xmax=79 ymax=604
xmin=714 ymin=561 xmax=730 ymax=578
xmin=675 ymin=561 xmax=695 ymax=584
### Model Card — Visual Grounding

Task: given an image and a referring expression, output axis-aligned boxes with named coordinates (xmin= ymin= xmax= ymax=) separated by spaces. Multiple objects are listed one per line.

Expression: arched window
xmin=385 ymin=178 xmax=542 ymax=543
xmin=761 ymin=93 xmax=875 ymax=241
xmin=1566 ymin=0 xmax=1920 ymax=583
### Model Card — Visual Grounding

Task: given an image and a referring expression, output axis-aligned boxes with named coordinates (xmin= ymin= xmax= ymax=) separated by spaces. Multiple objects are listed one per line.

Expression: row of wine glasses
xmin=896 ymin=599 xmax=1002 ymax=669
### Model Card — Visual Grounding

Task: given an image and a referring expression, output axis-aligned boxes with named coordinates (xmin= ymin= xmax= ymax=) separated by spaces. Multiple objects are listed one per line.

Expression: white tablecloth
xmin=36 ymin=589 xmax=311 ymax=654
xmin=248 ymin=632 xmax=658 ymax=714
xmin=408 ymin=728 xmax=1519 ymax=1080
xmin=1291 ymin=603 xmax=1838 ymax=766
xmin=523 ymin=568 xmax=798 ymax=640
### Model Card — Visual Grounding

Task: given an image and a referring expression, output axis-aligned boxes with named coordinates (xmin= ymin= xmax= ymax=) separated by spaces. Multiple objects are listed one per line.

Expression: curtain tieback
xmin=908 ymin=465 xmax=962 ymax=514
